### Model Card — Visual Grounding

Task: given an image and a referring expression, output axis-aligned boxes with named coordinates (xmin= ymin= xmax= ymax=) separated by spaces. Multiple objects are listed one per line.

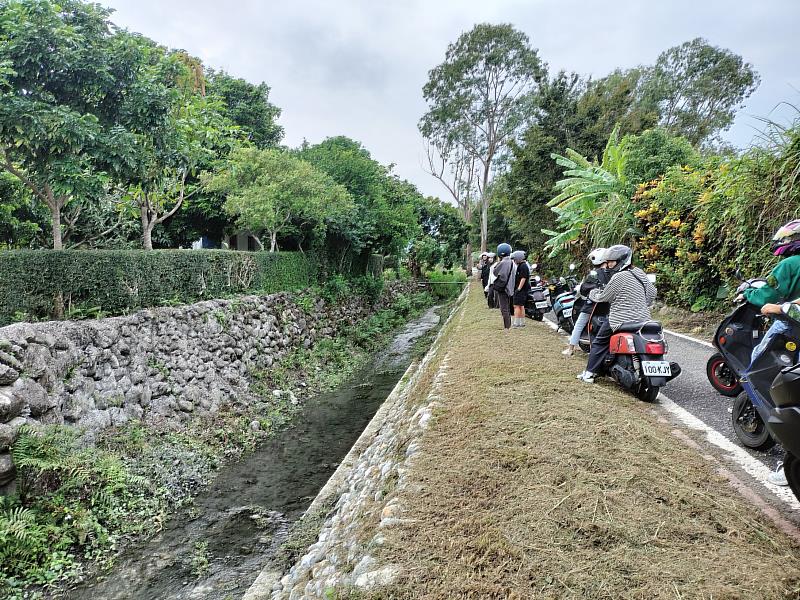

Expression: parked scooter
xmin=767 ymin=360 xmax=800 ymax=500
xmin=706 ymin=277 xmax=767 ymax=398
xmin=603 ymin=319 xmax=681 ymax=402
xmin=549 ymin=267 xmax=577 ymax=333
xmin=710 ymin=284 xmax=800 ymax=449
xmin=525 ymin=265 xmax=551 ymax=321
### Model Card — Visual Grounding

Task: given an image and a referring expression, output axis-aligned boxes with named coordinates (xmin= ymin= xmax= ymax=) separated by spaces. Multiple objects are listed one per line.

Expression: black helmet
xmin=497 ymin=243 xmax=512 ymax=257
xmin=604 ymin=244 xmax=632 ymax=273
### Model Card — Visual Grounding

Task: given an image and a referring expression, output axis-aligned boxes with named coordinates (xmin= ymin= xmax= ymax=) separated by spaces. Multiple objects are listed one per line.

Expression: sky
xmin=103 ymin=0 xmax=800 ymax=201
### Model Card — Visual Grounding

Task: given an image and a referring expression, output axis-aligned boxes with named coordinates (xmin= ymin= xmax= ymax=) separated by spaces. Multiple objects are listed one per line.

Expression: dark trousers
xmin=586 ymin=321 xmax=613 ymax=374
xmin=497 ymin=291 xmax=512 ymax=329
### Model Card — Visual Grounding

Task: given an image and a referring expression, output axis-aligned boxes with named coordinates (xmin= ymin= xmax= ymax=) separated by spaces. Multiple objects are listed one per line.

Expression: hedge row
xmin=0 ymin=250 xmax=322 ymax=324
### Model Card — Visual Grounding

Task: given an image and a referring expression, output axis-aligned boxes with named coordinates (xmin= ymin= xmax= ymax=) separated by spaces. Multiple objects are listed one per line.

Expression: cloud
xmin=104 ymin=0 xmax=800 ymax=200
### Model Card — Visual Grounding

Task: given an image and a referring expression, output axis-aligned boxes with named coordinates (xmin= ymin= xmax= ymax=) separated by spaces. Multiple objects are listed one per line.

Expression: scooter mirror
xmin=531 ymin=263 xmax=538 ymax=271
xmin=569 ymin=263 xmax=576 ymax=271
xmin=590 ymin=270 xmax=597 ymax=277
xmin=735 ymin=268 xmax=744 ymax=281
xmin=534 ymin=275 xmax=541 ymax=282
xmin=647 ymin=273 xmax=657 ymax=283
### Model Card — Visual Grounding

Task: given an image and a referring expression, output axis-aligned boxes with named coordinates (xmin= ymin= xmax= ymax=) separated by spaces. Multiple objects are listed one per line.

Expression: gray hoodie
xmin=492 ymin=257 xmax=517 ymax=296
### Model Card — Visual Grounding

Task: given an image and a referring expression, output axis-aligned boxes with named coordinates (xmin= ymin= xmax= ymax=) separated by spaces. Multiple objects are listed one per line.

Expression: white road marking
xmin=664 ymin=328 xmax=715 ymax=349
xmin=658 ymin=392 xmax=800 ymax=510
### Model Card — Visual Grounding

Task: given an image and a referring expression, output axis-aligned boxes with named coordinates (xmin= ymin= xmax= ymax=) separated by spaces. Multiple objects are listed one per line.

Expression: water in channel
xmin=65 ymin=306 xmax=442 ymax=600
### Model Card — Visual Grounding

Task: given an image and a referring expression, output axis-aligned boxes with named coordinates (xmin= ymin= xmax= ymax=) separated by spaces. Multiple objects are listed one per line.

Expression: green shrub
xmin=0 ymin=250 xmax=318 ymax=324
xmin=1 ymin=426 xmax=159 ymax=593
xmin=320 ymin=274 xmax=350 ymax=302
xmin=426 ymin=270 xmax=467 ymax=301
xmin=352 ymin=275 xmax=384 ymax=303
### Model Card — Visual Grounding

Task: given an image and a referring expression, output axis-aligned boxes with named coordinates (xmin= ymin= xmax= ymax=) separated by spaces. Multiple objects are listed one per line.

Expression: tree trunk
xmin=142 ymin=227 xmax=153 ymax=251
xmin=480 ymin=161 xmax=491 ymax=253
xmin=464 ymin=202 xmax=473 ymax=274
xmin=480 ymin=196 xmax=488 ymax=254
xmin=51 ymin=204 xmax=63 ymax=250
xmin=270 ymin=231 xmax=277 ymax=252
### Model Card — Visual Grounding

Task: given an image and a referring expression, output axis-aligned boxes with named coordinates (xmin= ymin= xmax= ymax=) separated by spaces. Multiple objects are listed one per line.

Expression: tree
xmin=299 ymin=136 xmax=418 ymax=258
xmin=420 ymin=23 xmax=545 ymax=253
xmin=205 ymin=147 xmax=351 ymax=252
xmin=622 ymin=127 xmax=698 ymax=184
xmin=125 ymin=93 xmax=238 ymax=250
xmin=0 ymin=172 xmax=47 ymax=248
xmin=574 ymin=69 xmax=658 ymax=157
xmin=206 ymin=70 xmax=283 ymax=148
xmin=640 ymin=38 xmax=760 ymax=145
xmin=424 ymin=139 xmax=478 ymax=269
xmin=0 ymin=0 xmax=172 ymax=249
xmin=407 ymin=196 xmax=469 ymax=277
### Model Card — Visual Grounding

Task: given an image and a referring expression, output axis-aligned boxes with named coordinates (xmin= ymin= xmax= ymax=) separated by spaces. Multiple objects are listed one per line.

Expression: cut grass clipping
xmin=358 ymin=283 xmax=800 ymax=599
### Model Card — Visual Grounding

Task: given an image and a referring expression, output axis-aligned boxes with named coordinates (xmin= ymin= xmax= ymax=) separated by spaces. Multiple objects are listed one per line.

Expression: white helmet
xmin=588 ymin=247 xmax=607 ymax=266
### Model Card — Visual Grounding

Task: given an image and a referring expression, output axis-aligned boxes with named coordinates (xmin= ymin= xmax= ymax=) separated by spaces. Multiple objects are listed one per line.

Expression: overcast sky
xmin=103 ymin=0 xmax=800 ymax=200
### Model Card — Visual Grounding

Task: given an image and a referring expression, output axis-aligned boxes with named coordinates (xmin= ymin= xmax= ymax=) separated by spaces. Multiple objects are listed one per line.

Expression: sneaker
xmin=562 ymin=348 xmax=574 ymax=356
xmin=768 ymin=463 xmax=789 ymax=486
xmin=577 ymin=371 xmax=595 ymax=383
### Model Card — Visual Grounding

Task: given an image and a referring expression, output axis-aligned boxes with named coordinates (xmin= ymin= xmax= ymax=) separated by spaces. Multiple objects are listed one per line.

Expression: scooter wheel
xmin=561 ymin=318 xmax=574 ymax=334
xmin=731 ymin=391 xmax=775 ymax=451
xmin=636 ymin=382 xmax=659 ymax=403
xmin=533 ymin=314 xmax=543 ymax=321
xmin=578 ymin=340 xmax=590 ymax=353
xmin=784 ymin=453 xmax=800 ymax=502
xmin=706 ymin=353 xmax=742 ymax=397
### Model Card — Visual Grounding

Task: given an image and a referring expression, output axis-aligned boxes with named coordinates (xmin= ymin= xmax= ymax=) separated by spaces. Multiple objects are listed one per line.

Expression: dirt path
xmin=363 ymin=283 xmax=800 ymax=599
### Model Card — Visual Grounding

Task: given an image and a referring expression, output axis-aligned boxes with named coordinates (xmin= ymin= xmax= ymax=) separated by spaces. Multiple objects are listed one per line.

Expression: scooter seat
xmin=616 ymin=320 xmax=662 ymax=333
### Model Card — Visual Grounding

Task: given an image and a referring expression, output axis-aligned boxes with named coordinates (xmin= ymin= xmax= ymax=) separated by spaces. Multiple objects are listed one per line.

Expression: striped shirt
xmin=588 ymin=267 xmax=657 ymax=330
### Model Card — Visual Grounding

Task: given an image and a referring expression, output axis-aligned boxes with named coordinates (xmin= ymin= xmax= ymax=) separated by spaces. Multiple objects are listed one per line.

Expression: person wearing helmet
xmin=480 ymin=252 xmax=492 ymax=296
xmin=562 ymin=248 xmax=608 ymax=356
xmin=511 ymin=250 xmax=530 ymax=328
xmin=741 ymin=219 xmax=800 ymax=365
xmin=577 ymin=244 xmax=656 ymax=383
xmin=491 ymin=243 xmax=515 ymax=329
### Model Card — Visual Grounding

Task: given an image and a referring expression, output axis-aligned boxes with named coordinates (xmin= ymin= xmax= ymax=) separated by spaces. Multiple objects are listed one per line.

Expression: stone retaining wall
xmin=0 ymin=283 xmax=414 ymax=491
xmin=243 ymin=286 xmax=468 ymax=600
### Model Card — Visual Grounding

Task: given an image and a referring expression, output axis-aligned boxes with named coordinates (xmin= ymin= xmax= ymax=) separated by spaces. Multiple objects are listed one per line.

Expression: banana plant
xmin=542 ymin=126 xmax=630 ymax=256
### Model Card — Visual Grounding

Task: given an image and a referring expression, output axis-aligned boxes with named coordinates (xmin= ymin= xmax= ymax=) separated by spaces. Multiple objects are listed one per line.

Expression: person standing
xmin=511 ymin=250 xmax=530 ymax=328
xmin=480 ymin=253 xmax=492 ymax=295
xmin=492 ymin=243 xmax=514 ymax=329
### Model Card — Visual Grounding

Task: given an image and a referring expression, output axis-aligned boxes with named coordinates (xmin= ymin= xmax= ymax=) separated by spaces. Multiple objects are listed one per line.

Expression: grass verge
xmin=356 ymin=283 xmax=800 ymax=599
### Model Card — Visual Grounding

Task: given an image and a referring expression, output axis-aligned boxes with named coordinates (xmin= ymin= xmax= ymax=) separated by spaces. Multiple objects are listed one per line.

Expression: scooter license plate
xmin=563 ymin=309 xmax=573 ymax=318
xmin=535 ymin=301 xmax=549 ymax=309
xmin=642 ymin=361 xmax=671 ymax=377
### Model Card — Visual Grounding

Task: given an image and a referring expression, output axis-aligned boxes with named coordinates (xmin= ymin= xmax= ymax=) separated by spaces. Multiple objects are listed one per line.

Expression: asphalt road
xmin=544 ymin=312 xmax=784 ymax=469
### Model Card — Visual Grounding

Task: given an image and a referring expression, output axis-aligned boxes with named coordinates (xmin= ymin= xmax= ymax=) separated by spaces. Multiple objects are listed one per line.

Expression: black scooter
xmin=525 ymin=270 xmax=551 ymax=321
xmin=710 ymin=291 xmax=800 ymax=449
xmin=767 ymin=360 xmax=800 ymax=500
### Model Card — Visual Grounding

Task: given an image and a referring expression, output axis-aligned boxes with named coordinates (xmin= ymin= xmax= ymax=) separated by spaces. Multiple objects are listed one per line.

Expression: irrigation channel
xmin=66 ymin=305 xmax=445 ymax=600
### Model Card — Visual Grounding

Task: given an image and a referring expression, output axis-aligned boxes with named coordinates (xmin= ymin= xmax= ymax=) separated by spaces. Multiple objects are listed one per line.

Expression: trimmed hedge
xmin=0 ymin=250 xmax=319 ymax=324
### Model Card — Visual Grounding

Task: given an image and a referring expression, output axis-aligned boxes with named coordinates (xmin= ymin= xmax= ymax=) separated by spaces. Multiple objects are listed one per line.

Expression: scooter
xmin=706 ymin=277 xmax=767 ymax=397
xmin=766 ymin=359 xmax=800 ymax=500
xmin=603 ymin=319 xmax=681 ymax=402
xmin=549 ymin=273 xmax=577 ymax=333
xmin=709 ymin=282 xmax=800 ymax=449
xmin=525 ymin=272 xmax=551 ymax=321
